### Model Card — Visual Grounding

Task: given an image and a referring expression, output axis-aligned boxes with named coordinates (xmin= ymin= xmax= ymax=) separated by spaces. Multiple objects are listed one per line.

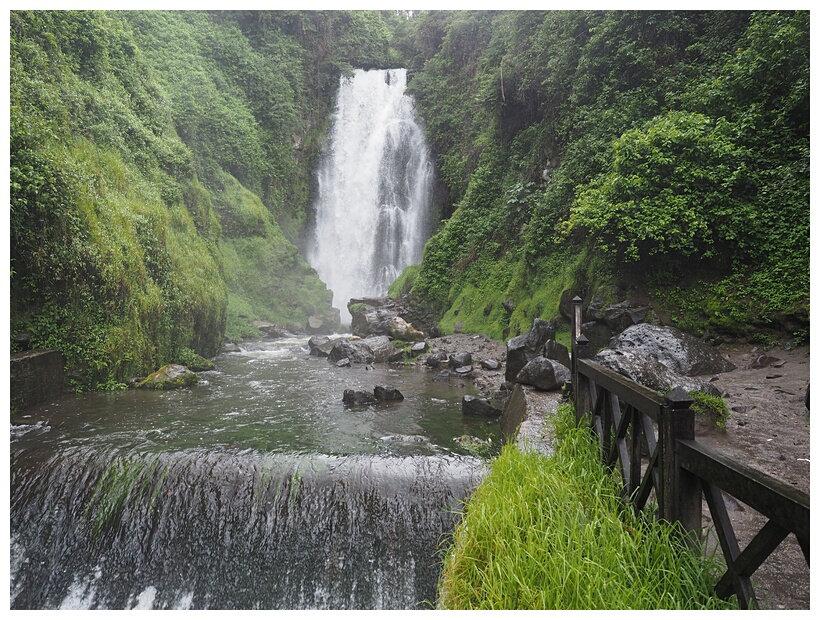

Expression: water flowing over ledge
xmin=11 ymin=446 xmax=485 ymax=609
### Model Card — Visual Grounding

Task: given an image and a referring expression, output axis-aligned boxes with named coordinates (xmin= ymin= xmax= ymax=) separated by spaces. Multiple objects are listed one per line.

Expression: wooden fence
xmin=569 ymin=297 xmax=809 ymax=609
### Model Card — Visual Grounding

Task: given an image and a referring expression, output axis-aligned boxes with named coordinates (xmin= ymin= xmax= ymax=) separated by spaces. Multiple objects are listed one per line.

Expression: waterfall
xmin=307 ymin=69 xmax=435 ymax=325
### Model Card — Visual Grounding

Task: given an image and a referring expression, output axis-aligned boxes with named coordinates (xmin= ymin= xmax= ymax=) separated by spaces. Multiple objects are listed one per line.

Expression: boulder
xmin=328 ymin=340 xmax=375 ymax=364
xmin=609 ymin=324 xmax=735 ymax=376
xmin=558 ymin=288 xmax=578 ymax=321
xmin=307 ymin=315 xmax=326 ymax=333
xmin=544 ymin=339 xmax=571 ymax=370
xmin=374 ymin=385 xmax=404 ymax=401
xmin=580 ymin=321 xmax=613 ymax=355
xmin=425 ymin=352 xmax=447 ymax=368
xmin=515 ymin=357 xmax=571 ymax=391
xmin=601 ymin=300 xmax=652 ymax=334
xmin=308 ymin=335 xmax=330 ymax=357
xmin=342 ymin=389 xmax=378 ymax=407
xmin=586 ymin=285 xmax=619 ymax=322
xmin=384 ymin=316 xmax=425 ymax=342
xmin=138 ymin=364 xmax=198 ymax=390
xmin=454 ymin=365 xmax=474 ymax=377
xmin=480 ymin=359 xmax=501 ymax=371
xmin=254 ymin=321 xmax=295 ymax=339
xmin=505 ymin=318 xmax=556 ymax=382
xmin=359 ymin=335 xmax=399 ymax=363
xmin=336 ymin=358 xmax=351 ymax=368
xmin=387 ymin=349 xmax=406 ymax=363
xmin=410 ymin=341 xmax=429 ymax=355
xmin=462 ymin=394 xmax=503 ymax=417
xmin=222 ymin=341 xmax=242 ymax=353
xmin=348 ymin=297 xmax=425 ymax=340
xmin=449 ymin=351 xmax=473 ymax=368
xmin=594 ymin=349 xmax=721 ymax=397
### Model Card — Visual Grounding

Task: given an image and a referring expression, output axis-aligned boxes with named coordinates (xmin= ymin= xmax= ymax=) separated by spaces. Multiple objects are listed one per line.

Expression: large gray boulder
xmin=544 ymin=339 xmax=572 ymax=370
xmin=515 ymin=357 xmax=571 ymax=391
xmin=348 ymin=297 xmax=425 ymax=341
xmin=360 ymin=335 xmax=399 ymax=363
xmin=609 ymin=324 xmax=735 ymax=376
xmin=594 ymin=349 xmax=721 ymax=397
xmin=328 ymin=340 xmax=375 ymax=364
xmin=505 ymin=318 xmax=556 ymax=382
xmin=308 ymin=335 xmax=333 ymax=357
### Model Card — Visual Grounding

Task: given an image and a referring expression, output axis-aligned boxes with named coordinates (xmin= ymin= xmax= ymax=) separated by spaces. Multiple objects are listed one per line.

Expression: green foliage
xmin=438 ymin=403 xmax=734 ymax=609
xmin=562 ymin=111 xmax=753 ymax=261
xmin=175 ymin=347 xmax=215 ymax=372
xmin=387 ymin=264 xmax=420 ymax=299
xmin=10 ymin=11 xmax=228 ymax=389
xmin=403 ymin=10 xmax=808 ymax=341
xmin=690 ymin=391 xmax=731 ymax=429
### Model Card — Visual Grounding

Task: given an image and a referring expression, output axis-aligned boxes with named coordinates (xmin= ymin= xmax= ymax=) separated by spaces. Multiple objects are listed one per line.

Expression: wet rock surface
xmin=594 ymin=348 xmax=722 ymax=397
xmin=609 ymin=323 xmax=736 ymax=375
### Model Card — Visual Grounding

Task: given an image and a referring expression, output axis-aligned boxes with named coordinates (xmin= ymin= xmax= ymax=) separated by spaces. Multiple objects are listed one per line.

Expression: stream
xmin=9 ymin=337 xmax=495 ymax=609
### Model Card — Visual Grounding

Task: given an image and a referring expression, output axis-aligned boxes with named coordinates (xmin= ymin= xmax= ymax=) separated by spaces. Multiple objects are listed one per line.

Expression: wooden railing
xmin=569 ymin=297 xmax=810 ymax=609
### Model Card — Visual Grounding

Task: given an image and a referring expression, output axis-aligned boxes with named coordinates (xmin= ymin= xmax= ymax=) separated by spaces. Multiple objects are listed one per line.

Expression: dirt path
xmin=420 ymin=335 xmax=811 ymax=609
xmin=693 ymin=343 xmax=810 ymax=610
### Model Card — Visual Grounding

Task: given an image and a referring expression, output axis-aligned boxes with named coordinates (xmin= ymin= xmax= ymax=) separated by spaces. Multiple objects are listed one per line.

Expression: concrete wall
xmin=10 ymin=348 xmax=64 ymax=413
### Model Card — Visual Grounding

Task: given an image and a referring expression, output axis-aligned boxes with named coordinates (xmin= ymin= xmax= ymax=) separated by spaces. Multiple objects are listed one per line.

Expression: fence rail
xmin=569 ymin=296 xmax=810 ymax=609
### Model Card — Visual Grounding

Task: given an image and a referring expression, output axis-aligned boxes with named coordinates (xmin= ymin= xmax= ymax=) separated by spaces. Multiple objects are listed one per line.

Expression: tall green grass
xmin=437 ymin=403 xmax=736 ymax=610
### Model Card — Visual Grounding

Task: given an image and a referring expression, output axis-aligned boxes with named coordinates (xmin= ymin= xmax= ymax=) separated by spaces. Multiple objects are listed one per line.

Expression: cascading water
xmin=10 ymin=338 xmax=492 ymax=609
xmin=307 ymin=69 xmax=434 ymax=325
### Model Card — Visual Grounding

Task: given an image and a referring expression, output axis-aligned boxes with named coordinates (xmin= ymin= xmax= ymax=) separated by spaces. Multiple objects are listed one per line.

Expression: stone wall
xmin=500 ymin=383 xmax=562 ymax=456
xmin=10 ymin=349 xmax=64 ymax=413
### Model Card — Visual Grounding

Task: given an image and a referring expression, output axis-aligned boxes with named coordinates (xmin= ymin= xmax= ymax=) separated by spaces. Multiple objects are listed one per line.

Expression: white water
xmin=307 ymin=69 xmax=434 ymax=325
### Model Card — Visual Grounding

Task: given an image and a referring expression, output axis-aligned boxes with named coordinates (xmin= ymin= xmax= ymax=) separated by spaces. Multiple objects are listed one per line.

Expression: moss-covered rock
xmin=138 ymin=364 xmax=199 ymax=390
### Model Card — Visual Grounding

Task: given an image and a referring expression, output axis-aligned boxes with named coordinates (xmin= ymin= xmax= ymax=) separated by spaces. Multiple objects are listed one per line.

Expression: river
xmin=9 ymin=337 xmax=495 ymax=610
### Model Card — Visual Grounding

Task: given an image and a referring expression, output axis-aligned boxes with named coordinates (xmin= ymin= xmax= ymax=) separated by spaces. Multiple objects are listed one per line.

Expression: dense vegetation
xmin=437 ymin=404 xmax=736 ymax=609
xmin=400 ymin=10 xmax=809 ymax=344
xmin=9 ymin=10 xmax=809 ymax=391
xmin=9 ymin=10 xmax=404 ymax=389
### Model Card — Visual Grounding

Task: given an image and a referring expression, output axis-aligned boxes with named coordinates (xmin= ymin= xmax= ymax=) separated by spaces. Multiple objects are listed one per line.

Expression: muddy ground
xmin=415 ymin=334 xmax=811 ymax=610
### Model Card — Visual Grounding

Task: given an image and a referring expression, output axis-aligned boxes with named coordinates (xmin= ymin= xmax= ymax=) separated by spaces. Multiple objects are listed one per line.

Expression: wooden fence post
xmin=573 ymin=335 xmax=590 ymax=424
xmin=571 ymin=296 xmax=585 ymax=422
xmin=661 ymin=387 xmax=701 ymax=546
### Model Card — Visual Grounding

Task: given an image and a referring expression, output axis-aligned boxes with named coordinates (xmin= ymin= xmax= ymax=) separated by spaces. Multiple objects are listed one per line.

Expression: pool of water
xmin=11 ymin=336 xmax=499 ymax=457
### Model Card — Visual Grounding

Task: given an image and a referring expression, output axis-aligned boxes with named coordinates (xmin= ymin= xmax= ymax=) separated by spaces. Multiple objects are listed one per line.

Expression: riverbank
xmin=421 ymin=332 xmax=810 ymax=610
